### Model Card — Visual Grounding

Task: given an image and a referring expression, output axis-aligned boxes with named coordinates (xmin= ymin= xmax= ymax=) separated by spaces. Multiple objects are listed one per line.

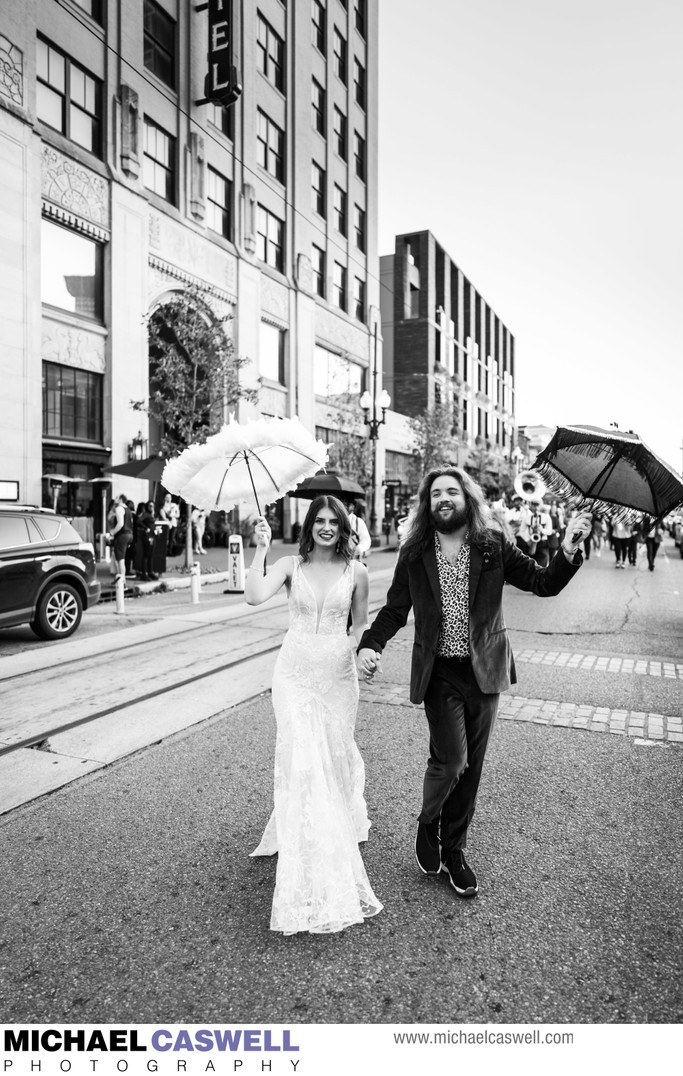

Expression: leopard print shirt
xmin=435 ymin=533 xmax=471 ymax=657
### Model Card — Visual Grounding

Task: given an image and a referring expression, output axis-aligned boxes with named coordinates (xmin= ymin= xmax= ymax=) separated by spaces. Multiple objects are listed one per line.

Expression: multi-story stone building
xmin=380 ymin=229 xmax=517 ymax=508
xmin=0 ymin=0 xmax=379 ymax=538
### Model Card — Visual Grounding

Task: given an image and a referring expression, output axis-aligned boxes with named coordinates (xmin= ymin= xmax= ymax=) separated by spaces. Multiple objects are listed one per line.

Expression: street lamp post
xmin=360 ymin=326 xmax=390 ymax=540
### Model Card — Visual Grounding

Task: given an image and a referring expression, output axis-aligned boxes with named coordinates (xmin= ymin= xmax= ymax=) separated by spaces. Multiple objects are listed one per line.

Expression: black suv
xmin=0 ymin=506 xmax=101 ymax=640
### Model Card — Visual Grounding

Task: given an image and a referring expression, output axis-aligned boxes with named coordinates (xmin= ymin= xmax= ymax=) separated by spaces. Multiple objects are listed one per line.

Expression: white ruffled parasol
xmin=161 ymin=415 xmax=329 ymax=513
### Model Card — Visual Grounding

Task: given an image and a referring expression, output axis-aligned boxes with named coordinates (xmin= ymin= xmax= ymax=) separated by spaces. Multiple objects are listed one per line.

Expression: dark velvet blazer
xmin=359 ymin=532 xmax=582 ymax=703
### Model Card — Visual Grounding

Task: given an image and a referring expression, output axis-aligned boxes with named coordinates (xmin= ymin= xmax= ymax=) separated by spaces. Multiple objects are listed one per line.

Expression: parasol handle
xmin=244 ymin=453 xmax=267 ymax=573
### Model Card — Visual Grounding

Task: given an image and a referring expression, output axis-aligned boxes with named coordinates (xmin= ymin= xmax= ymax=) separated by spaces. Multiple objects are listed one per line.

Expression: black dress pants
xmin=418 ymin=656 xmax=499 ymax=853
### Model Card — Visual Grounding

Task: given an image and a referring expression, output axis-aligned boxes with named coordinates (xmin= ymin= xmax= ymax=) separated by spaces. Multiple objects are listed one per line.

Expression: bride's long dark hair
xmin=401 ymin=467 xmax=494 ymax=561
xmin=298 ymin=495 xmax=354 ymax=563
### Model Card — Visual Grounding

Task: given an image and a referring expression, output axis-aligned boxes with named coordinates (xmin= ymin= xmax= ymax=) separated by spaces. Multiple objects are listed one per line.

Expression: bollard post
xmin=190 ymin=560 xmax=201 ymax=603
xmin=115 ymin=574 xmax=125 ymax=614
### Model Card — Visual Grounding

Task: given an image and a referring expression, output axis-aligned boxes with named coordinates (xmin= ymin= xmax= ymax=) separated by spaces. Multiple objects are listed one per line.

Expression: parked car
xmin=0 ymin=505 xmax=101 ymax=640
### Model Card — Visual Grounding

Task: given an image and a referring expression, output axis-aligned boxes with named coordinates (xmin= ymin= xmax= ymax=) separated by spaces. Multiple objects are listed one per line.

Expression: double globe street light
xmin=359 ymin=379 xmax=391 ymax=540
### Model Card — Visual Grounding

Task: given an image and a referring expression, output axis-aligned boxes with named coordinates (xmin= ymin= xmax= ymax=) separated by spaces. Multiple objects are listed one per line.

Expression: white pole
xmin=190 ymin=560 xmax=201 ymax=603
xmin=115 ymin=574 xmax=125 ymax=614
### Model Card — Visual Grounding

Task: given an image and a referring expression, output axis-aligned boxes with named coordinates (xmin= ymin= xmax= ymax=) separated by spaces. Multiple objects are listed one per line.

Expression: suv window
xmin=27 ymin=518 xmax=47 ymax=543
xmin=0 ymin=516 xmax=30 ymax=549
xmin=33 ymin=517 xmax=64 ymax=541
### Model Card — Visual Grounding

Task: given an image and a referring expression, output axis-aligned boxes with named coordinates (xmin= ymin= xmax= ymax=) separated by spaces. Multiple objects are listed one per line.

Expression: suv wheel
xmin=31 ymin=582 xmax=84 ymax=640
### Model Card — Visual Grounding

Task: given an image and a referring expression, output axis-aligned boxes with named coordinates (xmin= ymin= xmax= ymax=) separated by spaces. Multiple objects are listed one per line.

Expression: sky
xmin=377 ymin=0 xmax=683 ymax=476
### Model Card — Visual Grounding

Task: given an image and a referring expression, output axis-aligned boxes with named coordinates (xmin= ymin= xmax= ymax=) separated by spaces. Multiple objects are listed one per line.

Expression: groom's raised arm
xmin=358 ymin=553 xmax=413 ymax=655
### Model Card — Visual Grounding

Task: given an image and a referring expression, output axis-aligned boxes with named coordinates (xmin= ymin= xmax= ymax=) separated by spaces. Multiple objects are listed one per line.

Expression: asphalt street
xmin=0 ymin=538 xmax=681 ymax=1027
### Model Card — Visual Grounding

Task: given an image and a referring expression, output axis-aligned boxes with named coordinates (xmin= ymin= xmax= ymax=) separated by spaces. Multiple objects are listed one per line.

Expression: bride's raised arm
xmin=244 ymin=516 xmax=293 ymax=605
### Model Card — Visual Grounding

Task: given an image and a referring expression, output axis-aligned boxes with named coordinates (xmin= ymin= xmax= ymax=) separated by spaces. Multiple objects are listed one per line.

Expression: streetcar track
xmin=0 ymin=602 xmax=288 ymax=683
xmin=0 ymin=640 xmax=283 ymax=759
xmin=0 ymin=600 xmax=387 ymax=757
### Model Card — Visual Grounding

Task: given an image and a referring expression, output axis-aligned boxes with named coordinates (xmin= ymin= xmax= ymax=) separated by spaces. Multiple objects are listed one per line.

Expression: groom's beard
xmin=431 ymin=504 xmax=468 ymax=533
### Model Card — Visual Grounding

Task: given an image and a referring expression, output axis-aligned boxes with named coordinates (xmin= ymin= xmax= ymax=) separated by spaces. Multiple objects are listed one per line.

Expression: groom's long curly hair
xmin=400 ymin=467 xmax=494 ymax=561
xmin=298 ymin=495 xmax=354 ymax=563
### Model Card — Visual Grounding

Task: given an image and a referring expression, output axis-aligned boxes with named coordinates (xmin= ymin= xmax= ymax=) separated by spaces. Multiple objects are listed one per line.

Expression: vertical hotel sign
xmin=204 ymin=0 xmax=242 ymax=106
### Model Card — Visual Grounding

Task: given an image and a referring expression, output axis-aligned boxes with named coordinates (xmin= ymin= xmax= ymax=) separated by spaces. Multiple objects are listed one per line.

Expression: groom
xmin=357 ymin=467 xmax=591 ymax=898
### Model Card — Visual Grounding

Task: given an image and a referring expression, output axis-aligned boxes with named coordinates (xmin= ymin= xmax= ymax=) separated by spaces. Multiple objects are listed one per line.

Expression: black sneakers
xmin=441 ymin=848 xmax=478 ymax=897
xmin=415 ymin=820 xmax=442 ymax=875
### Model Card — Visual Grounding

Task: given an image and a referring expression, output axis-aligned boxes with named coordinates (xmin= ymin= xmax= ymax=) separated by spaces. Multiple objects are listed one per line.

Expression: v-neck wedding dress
xmin=250 ymin=557 xmax=383 ymax=935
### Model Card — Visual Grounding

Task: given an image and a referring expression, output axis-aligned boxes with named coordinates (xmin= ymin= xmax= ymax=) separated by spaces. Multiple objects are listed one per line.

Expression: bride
xmin=245 ymin=495 xmax=383 ymax=935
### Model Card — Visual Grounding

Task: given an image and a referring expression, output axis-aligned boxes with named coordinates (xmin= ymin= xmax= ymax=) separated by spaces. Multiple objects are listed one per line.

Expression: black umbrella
xmin=288 ymin=471 xmax=366 ymax=502
xmin=105 ymin=456 xmax=167 ymax=482
xmin=531 ymin=424 xmax=683 ymax=523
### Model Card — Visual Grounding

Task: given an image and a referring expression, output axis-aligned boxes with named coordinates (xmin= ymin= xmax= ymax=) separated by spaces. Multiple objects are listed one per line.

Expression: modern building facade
xmin=0 ymin=0 xmax=379 ymax=538
xmin=380 ymin=230 xmax=517 ymax=505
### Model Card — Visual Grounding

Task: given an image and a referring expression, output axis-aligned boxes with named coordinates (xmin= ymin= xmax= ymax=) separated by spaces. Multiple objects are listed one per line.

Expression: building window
xmin=257 ymin=110 xmax=284 ymax=182
xmin=41 ymin=218 xmax=104 ymax=323
xmin=332 ymin=261 xmax=346 ymax=309
xmin=207 ymin=167 xmax=231 ymax=239
xmin=143 ymin=0 xmax=176 ymax=89
xmin=353 ymin=57 xmax=366 ymax=109
xmin=355 ymin=0 xmax=366 ymax=37
xmin=314 ymin=345 xmax=363 ymax=400
xmin=36 ymin=38 xmax=102 ymax=156
xmin=333 ymin=28 xmax=347 ymax=83
xmin=312 ymin=162 xmax=326 ymax=217
xmin=143 ymin=118 xmax=176 ymax=203
xmin=207 ymin=102 xmax=233 ymax=139
xmin=312 ymin=78 xmax=326 ymax=135
xmin=312 ymin=244 xmax=325 ymax=297
xmin=257 ymin=205 xmax=284 ymax=272
xmin=333 ymin=106 xmax=347 ymax=159
xmin=260 ymin=322 xmax=286 ymax=384
xmin=353 ymin=276 xmax=365 ymax=321
xmin=333 ymin=184 xmax=347 ymax=235
xmin=353 ymin=130 xmax=365 ymax=181
xmin=257 ymin=14 xmax=284 ymax=92
xmin=353 ymin=204 xmax=365 ymax=252
xmin=43 ymin=362 xmax=103 ymax=442
xmin=312 ymin=0 xmax=326 ymax=53
xmin=72 ymin=0 xmax=103 ymax=25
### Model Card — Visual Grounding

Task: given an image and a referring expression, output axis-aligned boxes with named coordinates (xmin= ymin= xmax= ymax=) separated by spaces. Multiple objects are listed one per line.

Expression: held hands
xmin=357 ymin=647 xmax=382 ymax=683
xmin=253 ymin=516 xmax=272 ymax=550
xmin=562 ymin=511 xmax=593 ymax=554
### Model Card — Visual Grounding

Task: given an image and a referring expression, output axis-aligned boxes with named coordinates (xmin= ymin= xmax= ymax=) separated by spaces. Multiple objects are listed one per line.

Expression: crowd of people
xmin=489 ymin=493 xmax=665 ymax=572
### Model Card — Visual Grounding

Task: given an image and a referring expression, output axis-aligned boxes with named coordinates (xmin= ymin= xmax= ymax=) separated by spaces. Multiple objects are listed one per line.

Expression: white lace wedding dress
xmin=250 ymin=557 xmax=383 ymax=935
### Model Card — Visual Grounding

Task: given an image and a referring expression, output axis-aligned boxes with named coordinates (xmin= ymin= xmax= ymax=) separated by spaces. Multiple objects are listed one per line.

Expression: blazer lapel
xmin=469 ymin=541 xmax=484 ymax=610
xmin=422 ymin=540 xmax=442 ymax=611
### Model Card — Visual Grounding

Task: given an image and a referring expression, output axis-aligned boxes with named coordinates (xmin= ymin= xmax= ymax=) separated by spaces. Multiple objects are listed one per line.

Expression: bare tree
xmin=322 ymin=399 xmax=372 ymax=492
xmin=132 ymin=286 xmax=257 ymax=566
xmin=408 ymin=402 xmax=461 ymax=485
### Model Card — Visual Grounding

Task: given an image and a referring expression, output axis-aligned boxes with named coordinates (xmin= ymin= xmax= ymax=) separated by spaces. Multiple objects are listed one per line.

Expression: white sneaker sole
xmin=442 ymin=862 xmax=478 ymax=897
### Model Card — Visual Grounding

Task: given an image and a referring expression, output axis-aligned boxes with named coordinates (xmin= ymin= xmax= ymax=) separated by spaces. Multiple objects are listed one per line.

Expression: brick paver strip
xmin=360 ymin=681 xmax=680 ymax=744
xmin=515 ymin=649 xmax=683 ymax=679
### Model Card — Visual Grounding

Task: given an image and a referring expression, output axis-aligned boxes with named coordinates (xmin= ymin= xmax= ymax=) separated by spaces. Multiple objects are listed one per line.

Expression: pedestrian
xmin=627 ymin=521 xmax=640 ymax=567
xmin=159 ymin=494 xmax=180 ymax=555
xmin=347 ymin=500 xmax=372 ymax=563
xmin=357 ymin=467 xmax=591 ymax=899
xmin=529 ymin=498 xmax=553 ymax=567
xmin=138 ymin=501 xmax=159 ymax=581
xmin=124 ymin=500 xmax=136 ymax=577
xmin=106 ymin=498 xmax=118 ymax=578
xmin=346 ymin=500 xmax=372 ymax=632
xmin=507 ymin=495 xmax=532 ymax=554
xmin=611 ymin=519 xmax=630 ymax=568
xmin=191 ymin=506 xmax=207 ymax=554
xmin=645 ymin=520 xmax=664 ymax=571
xmin=245 ymin=495 xmax=383 ymax=935
xmin=107 ymin=493 xmax=134 ymax=583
